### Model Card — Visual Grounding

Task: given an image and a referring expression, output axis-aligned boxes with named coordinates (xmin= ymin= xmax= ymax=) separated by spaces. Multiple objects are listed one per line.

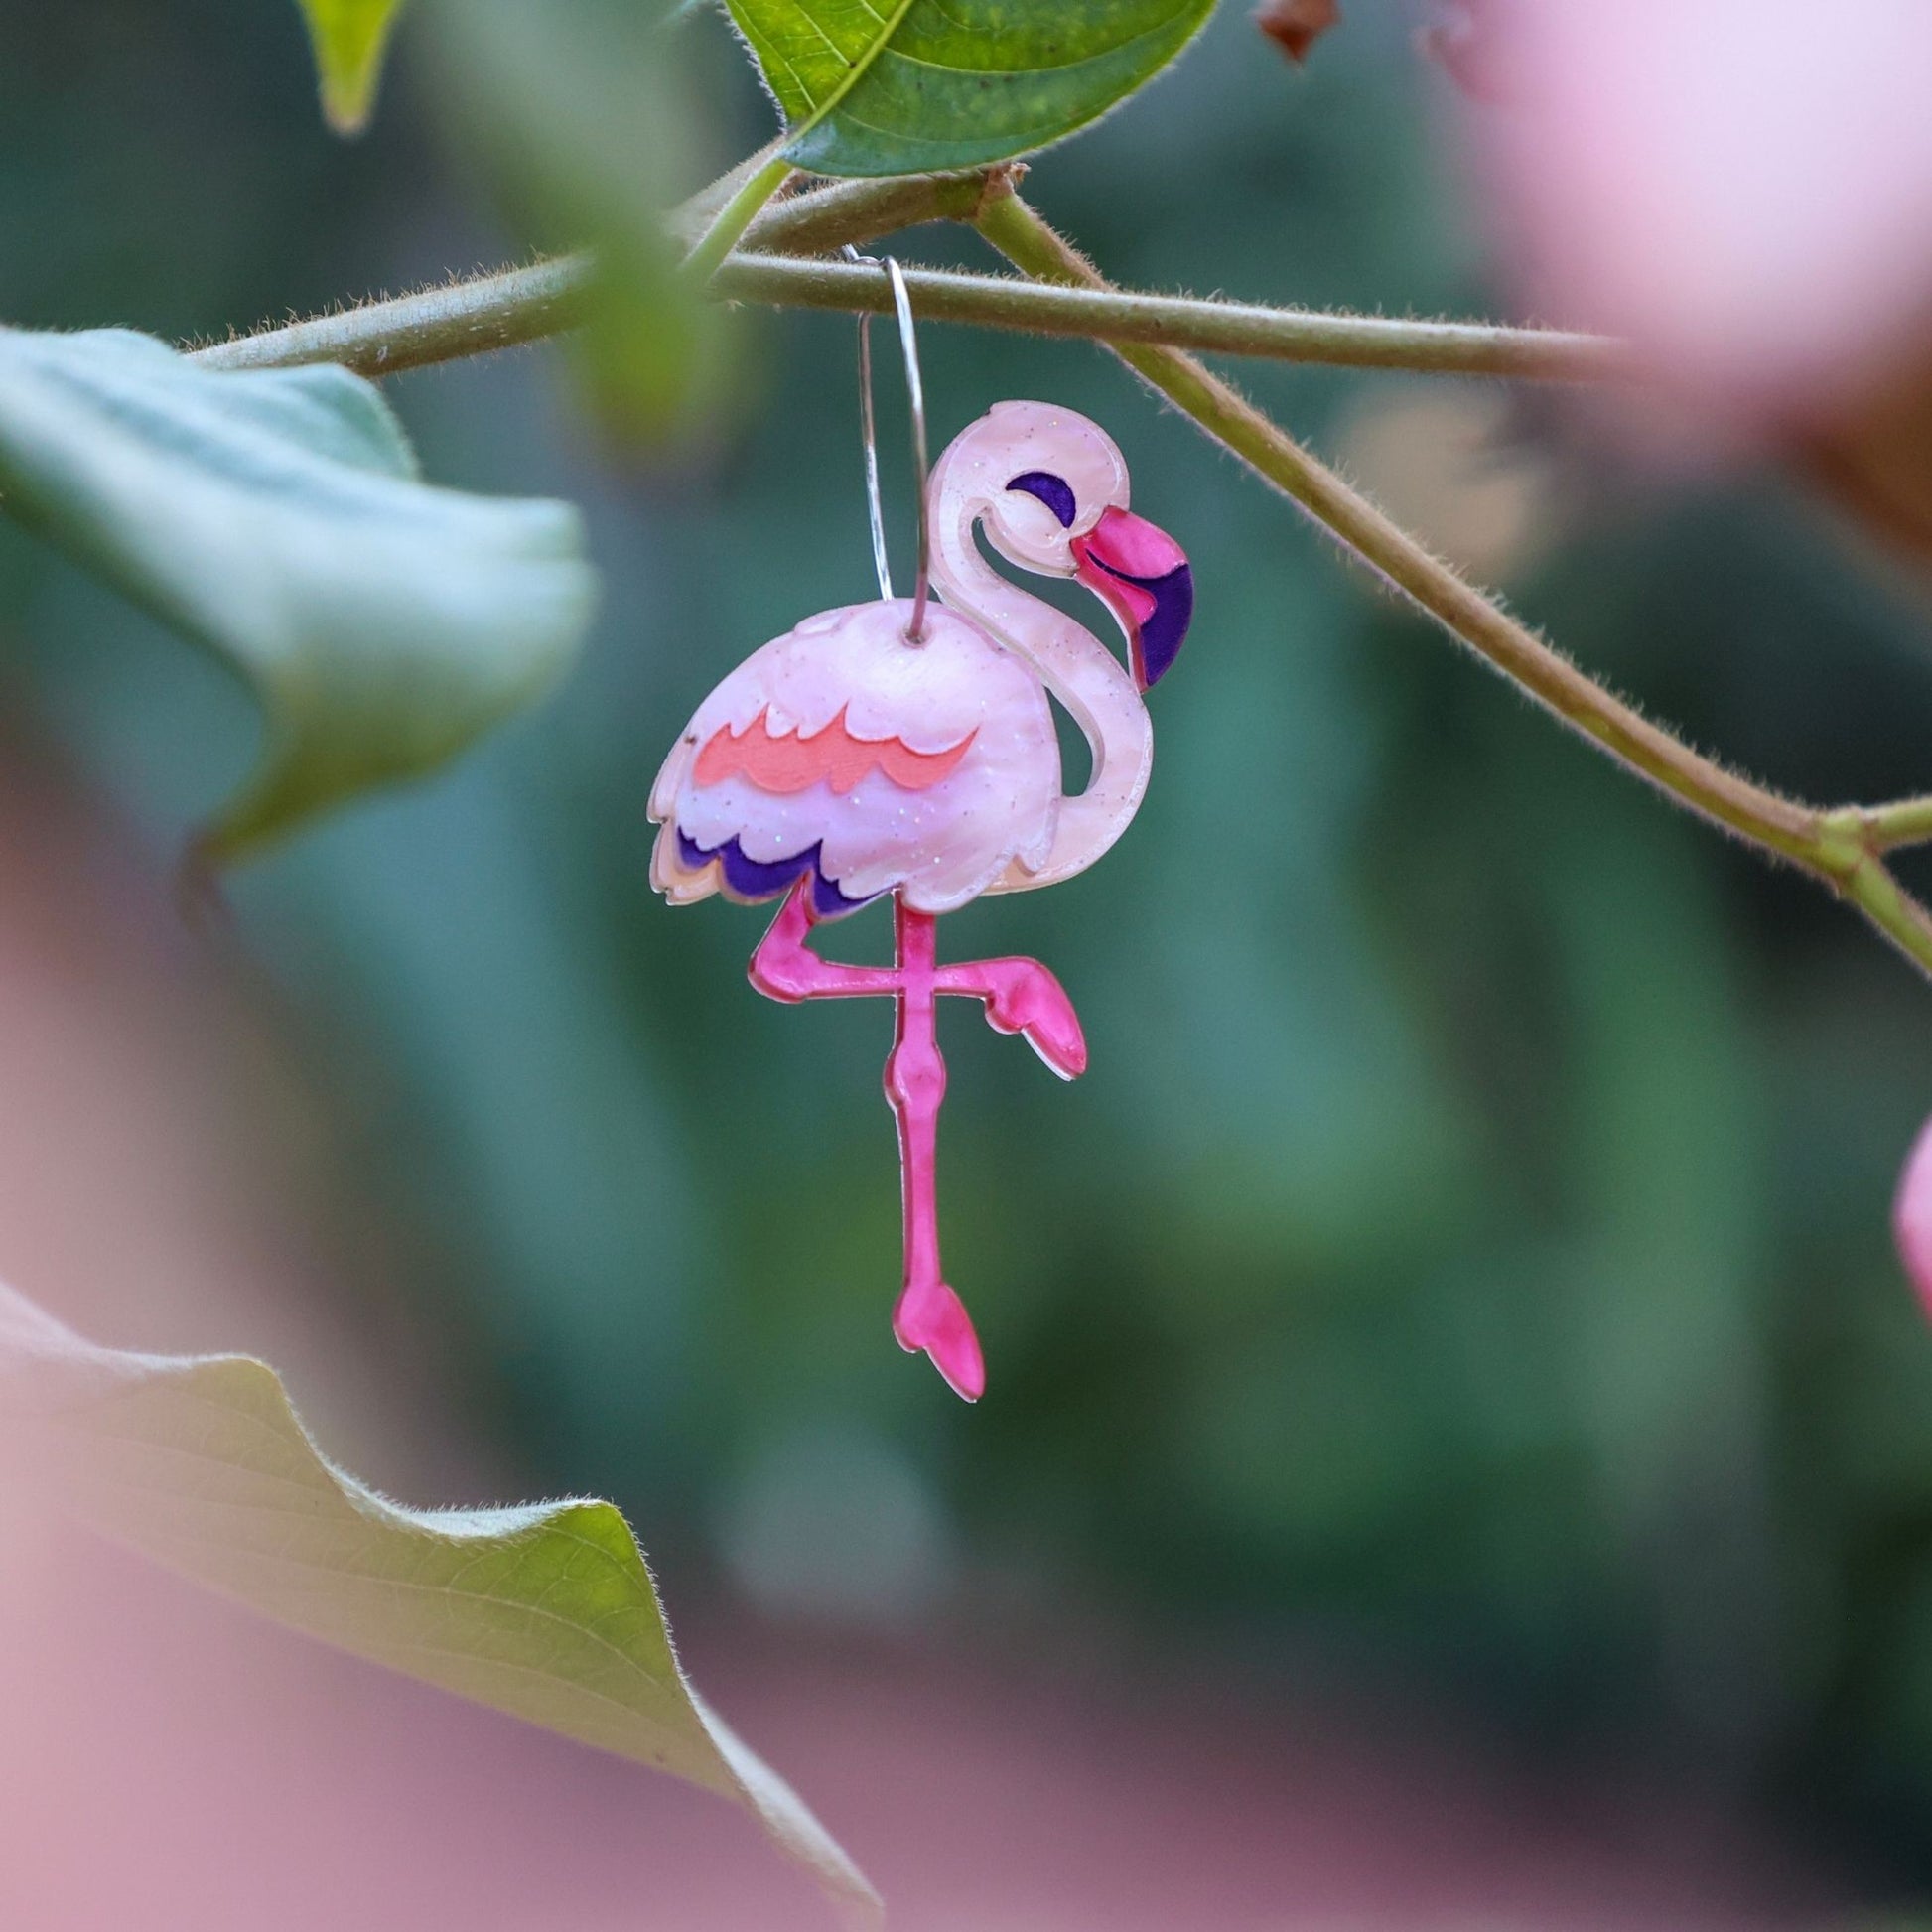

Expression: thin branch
xmin=710 ymin=254 xmax=1621 ymax=378
xmin=722 ymin=167 xmax=1014 ymax=255
xmin=972 ymin=192 xmax=1932 ymax=980
xmin=1849 ymin=795 xmax=1932 ymax=854
xmin=194 ymin=171 xmax=1611 ymax=383
xmin=193 ymin=171 xmax=1002 ymax=378
xmin=192 ymin=257 xmax=594 ymax=378
xmin=974 ymin=199 xmax=1809 ymax=855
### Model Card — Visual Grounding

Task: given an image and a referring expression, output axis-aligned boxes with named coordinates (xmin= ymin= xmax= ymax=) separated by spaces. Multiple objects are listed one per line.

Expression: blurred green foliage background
xmin=11 ymin=0 xmax=1932 ymax=1885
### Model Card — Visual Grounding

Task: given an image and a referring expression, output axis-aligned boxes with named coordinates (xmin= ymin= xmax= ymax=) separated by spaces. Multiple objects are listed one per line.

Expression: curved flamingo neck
xmin=926 ymin=474 xmax=1151 ymax=892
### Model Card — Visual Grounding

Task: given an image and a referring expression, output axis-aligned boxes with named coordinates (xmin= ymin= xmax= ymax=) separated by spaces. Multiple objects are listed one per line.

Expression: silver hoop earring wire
xmin=843 ymin=245 xmax=930 ymax=643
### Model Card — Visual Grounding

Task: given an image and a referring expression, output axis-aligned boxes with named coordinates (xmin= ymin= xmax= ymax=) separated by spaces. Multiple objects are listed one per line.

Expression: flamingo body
xmin=647 ymin=401 xmax=1194 ymax=1400
xmin=650 ymin=598 xmax=1059 ymax=917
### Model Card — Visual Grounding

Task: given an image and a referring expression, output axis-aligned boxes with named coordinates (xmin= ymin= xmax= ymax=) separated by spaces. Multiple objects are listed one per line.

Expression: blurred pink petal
xmin=1896 ymin=1113 xmax=1932 ymax=1319
xmin=1471 ymin=0 xmax=1932 ymax=416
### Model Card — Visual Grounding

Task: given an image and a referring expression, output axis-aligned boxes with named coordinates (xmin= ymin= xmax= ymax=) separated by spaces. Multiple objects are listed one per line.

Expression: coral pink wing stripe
xmin=693 ymin=705 xmax=976 ymax=796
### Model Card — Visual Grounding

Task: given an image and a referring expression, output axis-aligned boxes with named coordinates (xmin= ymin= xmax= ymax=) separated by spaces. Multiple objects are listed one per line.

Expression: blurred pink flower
xmin=1462 ymin=0 xmax=1932 ymax=421
xmin=1896 ymin=1114 xmax=1932 ymax=1319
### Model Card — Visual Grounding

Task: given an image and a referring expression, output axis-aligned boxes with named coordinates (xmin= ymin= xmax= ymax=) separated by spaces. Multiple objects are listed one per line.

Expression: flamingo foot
xmin=981 ymin=958 xmax=1089 ymax=1081
xmin=956 ymin=958 xmax=1088 ymax=1080
xmin=893 ymin=1276 xmax=986 ymax=1403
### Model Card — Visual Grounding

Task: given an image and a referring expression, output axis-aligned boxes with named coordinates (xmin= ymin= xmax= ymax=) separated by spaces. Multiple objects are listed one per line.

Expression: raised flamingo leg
xmin=749 ymin=881 xmax=900 ymax=1001
xmin=744 ymin=880 xmax=1085 ymax=1402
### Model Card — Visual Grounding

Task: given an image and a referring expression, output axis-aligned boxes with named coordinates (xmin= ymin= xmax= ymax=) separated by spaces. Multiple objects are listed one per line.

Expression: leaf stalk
xmin=680 ymin=153 xmax=795 ymax=283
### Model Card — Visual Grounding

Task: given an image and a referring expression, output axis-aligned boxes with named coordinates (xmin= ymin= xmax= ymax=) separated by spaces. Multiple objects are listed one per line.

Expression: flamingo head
xmin=964 ymin=400 xmax=1194 ymax=691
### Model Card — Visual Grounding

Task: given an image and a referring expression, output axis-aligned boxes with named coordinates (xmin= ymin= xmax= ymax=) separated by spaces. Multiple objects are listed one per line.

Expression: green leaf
xmin=0 ymin=1279 xmax=880 ymax=1930
xmin=0 ymin=327 xmax=596 ymax=861
xmin=723 ymin=0 xmax=1217 ymax=177
xmin=295 ymin=0 xmax=412 ymax=133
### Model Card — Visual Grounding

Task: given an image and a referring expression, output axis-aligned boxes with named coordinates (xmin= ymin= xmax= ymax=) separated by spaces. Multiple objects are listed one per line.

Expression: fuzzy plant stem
xmin=195 ymin=171 xmax=1611 ymax=383
xmin=710 ymin=254 xmax=1620 ymax=378
xmin=973 ymin=191 xmax=1932 ymax=979
xmin=194 ymin=172 xmax=997 ymax=378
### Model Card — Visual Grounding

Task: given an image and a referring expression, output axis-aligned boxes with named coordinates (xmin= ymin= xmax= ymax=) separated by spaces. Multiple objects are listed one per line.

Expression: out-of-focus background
xmin=9 ymin=1 xmax=1932 ymax=1925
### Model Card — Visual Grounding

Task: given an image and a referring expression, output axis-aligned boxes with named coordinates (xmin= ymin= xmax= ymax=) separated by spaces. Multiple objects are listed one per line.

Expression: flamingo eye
xmin=1005 ymin=471 xmax=1076 ymax=528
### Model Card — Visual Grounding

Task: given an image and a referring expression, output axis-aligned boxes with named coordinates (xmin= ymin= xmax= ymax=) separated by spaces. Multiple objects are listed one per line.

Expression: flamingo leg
xmin=745 ymin=880 xmax=1085 ymax=1402
xmin=883 ymin=901 xmax=985 ymax=1401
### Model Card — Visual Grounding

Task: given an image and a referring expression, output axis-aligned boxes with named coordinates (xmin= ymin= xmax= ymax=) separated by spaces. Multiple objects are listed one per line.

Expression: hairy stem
xmin=194 ymin=172 xmax=999 ymax=377
xmin=1850 ymin=795 xmax=1932 ymax=854
xmin=742 ymin=169 xmax=1014 ymax=254
xmin=195 ymin=167 xmax=1608 ymax=382
xmin=710 ymin=254 xmax=1619 ymax=378
xmin=193 ymin=257 xmax=593 ymax=378
xmin=974 ymin=192 xmax=1932 ymax=978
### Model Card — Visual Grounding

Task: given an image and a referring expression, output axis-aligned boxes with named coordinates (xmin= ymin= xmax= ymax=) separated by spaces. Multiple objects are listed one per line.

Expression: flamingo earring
xmin=648 ymin=251 xmax=1193 ymax=1402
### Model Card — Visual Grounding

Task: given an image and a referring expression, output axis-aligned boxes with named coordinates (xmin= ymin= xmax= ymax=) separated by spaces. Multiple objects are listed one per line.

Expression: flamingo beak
xmin=1071 ymin=505 xmax=1194 ymax=691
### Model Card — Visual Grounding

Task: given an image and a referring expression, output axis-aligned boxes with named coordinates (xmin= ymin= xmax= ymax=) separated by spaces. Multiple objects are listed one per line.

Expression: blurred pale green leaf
xmin=0 ymin=1280 xmax=880 ymax=1930
xmin=427 ymin=0 xmax=733 ymax=444
xmin=294 ymin=0 xmax=410 ymax=133
xmin=725 ymin=0 xmax=1218 ymax=176
xmin=0 ymin=327 xmax=596 ymax=860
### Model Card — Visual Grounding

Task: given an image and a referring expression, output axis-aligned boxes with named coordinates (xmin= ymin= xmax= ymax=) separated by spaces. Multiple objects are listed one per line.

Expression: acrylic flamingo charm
xmin=649 ymin=401 xmax=1193 ymax=1400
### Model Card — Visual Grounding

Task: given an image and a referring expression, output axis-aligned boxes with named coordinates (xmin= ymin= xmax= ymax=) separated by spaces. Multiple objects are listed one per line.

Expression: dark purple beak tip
xmin=1134 ymin=563 xmax=1194 ymax=690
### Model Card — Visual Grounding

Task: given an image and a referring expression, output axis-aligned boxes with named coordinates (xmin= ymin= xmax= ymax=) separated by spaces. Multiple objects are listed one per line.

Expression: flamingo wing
xmin=649 ymin=601 xmax=1059 ymax=916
